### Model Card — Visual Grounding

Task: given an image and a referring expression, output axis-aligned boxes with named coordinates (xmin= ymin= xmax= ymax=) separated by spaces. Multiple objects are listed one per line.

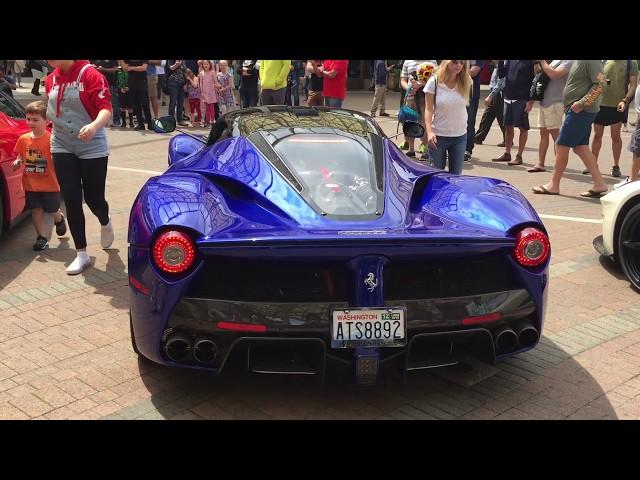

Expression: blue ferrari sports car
xmin=128 ymin=106 xmax=550 ymax=385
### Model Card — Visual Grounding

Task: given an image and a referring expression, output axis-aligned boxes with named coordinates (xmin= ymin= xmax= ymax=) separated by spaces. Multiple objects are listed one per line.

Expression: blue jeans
xmin=109 ymin=85 xmax=120 ymax=125
xmin=285 ymin=78 xmax=300 ymax=106
xmin=167 ymin=79 xmax=185 ymax=123
xmin=429 ymin=134 xmax=467 ymax=175
xmin=324 ymin=97 xmax=343 ymax=108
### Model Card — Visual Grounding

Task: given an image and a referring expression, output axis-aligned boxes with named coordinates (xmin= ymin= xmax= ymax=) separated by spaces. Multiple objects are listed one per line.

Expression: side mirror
xmin=152 ymin=116 xmax=176 ymax=133
xmin=402 ymin=121 xmax=425 ymax=138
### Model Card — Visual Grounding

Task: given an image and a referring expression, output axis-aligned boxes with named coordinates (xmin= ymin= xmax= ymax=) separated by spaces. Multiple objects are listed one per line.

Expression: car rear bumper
xmin=131 ymin=288 xmax=542 ymax=382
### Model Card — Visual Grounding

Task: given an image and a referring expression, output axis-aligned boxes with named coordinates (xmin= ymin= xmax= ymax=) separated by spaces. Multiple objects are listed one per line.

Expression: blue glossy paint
xmin=128 ymin=127 xmax=550 ymax=369
xmin=130 ymin=137 xmax=543 ymax=245
xmin=168 ymin=134 xmax=206 ymax=165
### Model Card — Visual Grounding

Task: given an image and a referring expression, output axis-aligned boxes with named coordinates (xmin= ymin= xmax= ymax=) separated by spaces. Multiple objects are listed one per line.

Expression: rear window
xmin=0 ymin=92 xmax=26 ymax=119
xmin=271 ymin=133 xmax=382 ymax=217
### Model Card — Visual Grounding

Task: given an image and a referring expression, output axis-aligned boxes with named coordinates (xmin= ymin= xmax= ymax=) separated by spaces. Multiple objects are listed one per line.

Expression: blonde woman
xmin=423 ymin=60 xmax=472 ymax=174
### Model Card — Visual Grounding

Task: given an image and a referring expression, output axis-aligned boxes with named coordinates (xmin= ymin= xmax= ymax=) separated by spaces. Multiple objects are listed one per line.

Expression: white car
xmin=593 ymin=180 xmax=640 ymax=290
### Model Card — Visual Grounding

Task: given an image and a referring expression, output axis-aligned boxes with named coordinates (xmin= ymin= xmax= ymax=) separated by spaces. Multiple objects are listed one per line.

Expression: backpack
xmin=530 ymin=63 xmax=552 ymax=102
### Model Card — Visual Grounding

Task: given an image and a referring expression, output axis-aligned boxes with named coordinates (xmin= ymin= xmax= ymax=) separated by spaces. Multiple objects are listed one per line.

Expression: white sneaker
xmin=66 ymin=252 xmax=91 ymax=275
xmin=101 ymin=217 xmax=114 ymax=249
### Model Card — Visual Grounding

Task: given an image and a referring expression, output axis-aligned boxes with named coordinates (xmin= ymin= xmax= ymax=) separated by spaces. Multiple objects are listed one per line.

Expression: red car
xmin=0 ymin=91 xmax=29 ymax=234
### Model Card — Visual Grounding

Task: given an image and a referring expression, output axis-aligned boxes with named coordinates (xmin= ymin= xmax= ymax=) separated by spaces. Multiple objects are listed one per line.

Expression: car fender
xmin=600 ymin=183 xmax=640 ymax=256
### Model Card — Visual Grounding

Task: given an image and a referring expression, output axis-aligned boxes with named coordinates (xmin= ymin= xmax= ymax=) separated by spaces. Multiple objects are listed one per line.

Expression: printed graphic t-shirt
xmin=563 ymin=60 xmax=605 ymax=113
xmin=13 ymin=130 xmax=60 ymax=192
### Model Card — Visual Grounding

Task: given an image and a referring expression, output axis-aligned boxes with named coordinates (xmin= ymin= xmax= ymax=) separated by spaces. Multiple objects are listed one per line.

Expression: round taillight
xmin=514 ymin=227 xmax=550 ymax=267
xmin=152 ymin=230 xmax=196 ymax=274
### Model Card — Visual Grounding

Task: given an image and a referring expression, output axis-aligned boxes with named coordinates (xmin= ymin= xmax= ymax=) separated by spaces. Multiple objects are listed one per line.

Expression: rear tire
xmin=618 ymin=204 xmax=640 ymax=291
xmin=130 ymin=310 xmax=142 ymax=356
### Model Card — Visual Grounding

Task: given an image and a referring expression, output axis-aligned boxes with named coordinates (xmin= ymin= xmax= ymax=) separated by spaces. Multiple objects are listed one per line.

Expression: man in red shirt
xmin=318 ymin=60 xmax=349 ymax=108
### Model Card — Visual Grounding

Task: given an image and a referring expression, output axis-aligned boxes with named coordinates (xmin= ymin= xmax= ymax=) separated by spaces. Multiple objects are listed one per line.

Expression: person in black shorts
xmin=590 ymin=60 xmax=639 ymax=177
xmin=11 ymin=101 xmax=67 ymax=250
xmin=492 ymin=60 xmax=535 ymax=166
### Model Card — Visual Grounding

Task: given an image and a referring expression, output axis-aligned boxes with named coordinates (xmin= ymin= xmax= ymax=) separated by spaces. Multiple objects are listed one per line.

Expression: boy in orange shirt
xmin=12 ymin=101 xmax=67 ymax=250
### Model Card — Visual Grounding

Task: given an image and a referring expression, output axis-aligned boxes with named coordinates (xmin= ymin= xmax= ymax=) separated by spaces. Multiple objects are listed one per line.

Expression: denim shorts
xmin=557 ymin=109 xmax=598 ymax=148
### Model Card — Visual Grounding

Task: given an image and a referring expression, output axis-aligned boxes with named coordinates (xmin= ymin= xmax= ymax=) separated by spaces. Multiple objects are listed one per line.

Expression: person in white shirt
xmin=423 ymin=60 xmax=472 ymax=174
xmin=529 ymin=60 xmax=573 ymax=173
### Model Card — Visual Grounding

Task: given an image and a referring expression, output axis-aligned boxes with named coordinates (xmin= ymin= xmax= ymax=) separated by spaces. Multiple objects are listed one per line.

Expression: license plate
xmin=331 ymin=308 xmax=406 ymax=348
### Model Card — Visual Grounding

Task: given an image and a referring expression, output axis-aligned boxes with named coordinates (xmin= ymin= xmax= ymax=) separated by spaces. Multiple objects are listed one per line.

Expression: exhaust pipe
xmin=193 ymin=336 xmax=218 ymax=364
xmin=165 ymin=332 xmax=192 ymax=362
xmin=514 ymin=321 xmax=539 ymax=348
xmin=493 ymin=325 xmax=518 ymax=352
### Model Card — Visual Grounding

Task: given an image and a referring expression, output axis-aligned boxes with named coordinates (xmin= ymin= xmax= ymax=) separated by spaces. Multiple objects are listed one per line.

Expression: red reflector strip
xmin=217 ymin=322 xmax=268 ymax=332
xmin=462 ymin=312 xmax=502 ymax=325
xmin=129 ymin=275 xmax=150 ymax=295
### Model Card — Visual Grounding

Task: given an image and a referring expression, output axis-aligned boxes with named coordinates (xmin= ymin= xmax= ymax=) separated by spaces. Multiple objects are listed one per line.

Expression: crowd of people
xmin=2 ymin=59 xmax=640 ymax=276
xmin=84 ymin=60 xmax=349 ymax=129
xmin=1 ymin=59 xmax=350 ymax=275
xmin=390 ymin=59 xmax=639 ymax=193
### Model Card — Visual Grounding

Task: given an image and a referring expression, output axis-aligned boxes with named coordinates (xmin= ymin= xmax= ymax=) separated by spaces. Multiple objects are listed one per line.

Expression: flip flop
xmin=527 ymin=166 xmax=546 ymax=173
xmin=579 ymin=189 xmax=607 ymax=198
xmin=532 ymin=185 xmax=559 ymax=195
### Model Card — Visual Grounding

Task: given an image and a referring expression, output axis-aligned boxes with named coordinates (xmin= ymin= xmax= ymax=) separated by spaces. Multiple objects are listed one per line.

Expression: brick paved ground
xmin=1 ymin=82 xmax=639 ymax=420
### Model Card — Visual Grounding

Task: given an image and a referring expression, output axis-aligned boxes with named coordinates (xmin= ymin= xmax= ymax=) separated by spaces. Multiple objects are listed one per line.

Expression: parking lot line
xmin=538 ymin=214 xmax=602 ymax=224
xmin=108 ymin=166 xmax=163 ymax=175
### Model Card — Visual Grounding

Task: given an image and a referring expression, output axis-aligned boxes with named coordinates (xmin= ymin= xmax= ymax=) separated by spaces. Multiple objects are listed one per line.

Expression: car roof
xmin=206 ymin=106 xmax=385 ymax=145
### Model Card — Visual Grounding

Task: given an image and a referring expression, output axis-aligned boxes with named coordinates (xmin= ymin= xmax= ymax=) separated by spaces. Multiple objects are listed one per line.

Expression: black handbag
xmin=530 ymin=65 xmax=551 ymax=101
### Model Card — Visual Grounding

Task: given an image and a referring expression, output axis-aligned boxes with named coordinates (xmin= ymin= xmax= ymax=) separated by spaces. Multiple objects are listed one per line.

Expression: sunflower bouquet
xmin=416 ymin=62 xmax=436 ymax=84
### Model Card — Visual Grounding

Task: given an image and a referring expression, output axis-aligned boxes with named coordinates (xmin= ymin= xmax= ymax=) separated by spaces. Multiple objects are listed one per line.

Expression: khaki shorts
xmin=538 ymin=102 xmax=564 ymax=130
xmin=147 ymin=75 xmax=158 ymax=98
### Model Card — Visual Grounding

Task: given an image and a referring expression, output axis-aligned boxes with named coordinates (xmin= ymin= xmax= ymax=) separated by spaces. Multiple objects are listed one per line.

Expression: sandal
xmin=579 ymin=189 xmax=607 ymax=198
xmin=492 ymin=153 xmax=511 ymax=162
xmin=532 ymin=185 xmax=559 ymax=195
xmin=527 ymin=166 xmax=546 ymax=173
xmin=508 ymin=154 xmax=523 ymax=166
